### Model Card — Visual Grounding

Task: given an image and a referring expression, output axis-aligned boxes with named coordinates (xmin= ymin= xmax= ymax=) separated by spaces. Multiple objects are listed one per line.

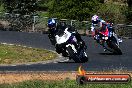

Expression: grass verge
xmin=0 ymin=79 xmax=132 ymax=88
xmin=0 ymin=44 xmax=57 ymax=65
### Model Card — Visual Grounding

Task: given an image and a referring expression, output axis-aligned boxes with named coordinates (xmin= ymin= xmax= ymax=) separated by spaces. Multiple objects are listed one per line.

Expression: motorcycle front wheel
xmin=67 ymin=46 xmax=88 ymax=63
xmin=110 ymin=41 xmax=122 ymax=55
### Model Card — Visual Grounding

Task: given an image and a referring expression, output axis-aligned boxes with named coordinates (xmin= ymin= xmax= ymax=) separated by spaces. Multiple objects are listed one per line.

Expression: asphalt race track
xmin=0 ymin=31 xmax=132 ymax=71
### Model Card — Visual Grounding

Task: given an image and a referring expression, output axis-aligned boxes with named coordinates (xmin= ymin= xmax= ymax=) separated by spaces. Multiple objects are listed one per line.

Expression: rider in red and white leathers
xmin=91 ymin=15 xmax=109 ymax=51
xmin=91 ymin=15 xmax=107 ymax=37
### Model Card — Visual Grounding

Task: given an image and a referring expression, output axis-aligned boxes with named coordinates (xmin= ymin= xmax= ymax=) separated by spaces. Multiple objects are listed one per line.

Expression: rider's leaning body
xmin=47 ymin=18 xmax=86 ymax=49
xmin=91 ymin=15 xmax=109 ymax=37
xmin=91 ymin=15 xmax=111 ymax=51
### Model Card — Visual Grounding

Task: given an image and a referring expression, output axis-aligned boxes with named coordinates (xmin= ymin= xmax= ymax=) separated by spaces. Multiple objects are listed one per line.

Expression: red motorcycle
xmin=93 ymin=24 xmax=122 ymax=55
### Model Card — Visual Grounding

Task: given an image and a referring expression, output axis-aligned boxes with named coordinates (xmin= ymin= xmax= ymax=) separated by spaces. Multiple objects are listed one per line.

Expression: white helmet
xmin=91 ymin=15 xmax=99 ymax=21
xmin=91 ymin=15 xmax=99 ymax=24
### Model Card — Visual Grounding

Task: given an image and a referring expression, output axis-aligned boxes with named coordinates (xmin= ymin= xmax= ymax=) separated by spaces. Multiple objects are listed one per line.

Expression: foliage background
xmin=0 ymin=0 xmax=132 ymax=24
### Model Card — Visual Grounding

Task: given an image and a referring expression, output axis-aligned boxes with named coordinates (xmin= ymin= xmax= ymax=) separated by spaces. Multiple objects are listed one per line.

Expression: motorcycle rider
xmin=47 ymin=18 xmax=57 ymax=45
xmin=91 ymin=15 xmax=109 ymax=51
xmin=91 ymin=15 xmax=107 ymax=36
xmin=47 ymin=18 xmax=86 ymax=50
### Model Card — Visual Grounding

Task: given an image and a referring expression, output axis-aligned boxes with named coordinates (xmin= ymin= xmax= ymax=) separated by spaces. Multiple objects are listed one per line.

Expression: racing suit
xmin=91 ymin=19 xmax=108 ymax=51
xmin=48 ymin=27 xmax=57 ymax=45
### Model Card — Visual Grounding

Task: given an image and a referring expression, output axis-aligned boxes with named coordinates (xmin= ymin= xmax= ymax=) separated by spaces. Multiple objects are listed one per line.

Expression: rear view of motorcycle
xmin=93 ymin=24 xmax=122 ymax=55
xmin=55 ymin=28 xmax=88 ymax=63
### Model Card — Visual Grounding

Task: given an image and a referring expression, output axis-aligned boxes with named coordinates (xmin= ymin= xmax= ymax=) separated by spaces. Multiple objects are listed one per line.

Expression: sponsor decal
xmin=76 ymin=66 xmax=131 ymax=84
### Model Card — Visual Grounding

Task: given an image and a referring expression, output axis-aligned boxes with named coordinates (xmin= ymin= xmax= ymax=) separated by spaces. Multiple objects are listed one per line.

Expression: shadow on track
xmin=99 ymin=52 xmax=123 ymax=55
xmin=58 ymin=60 xmax=75 ymax=63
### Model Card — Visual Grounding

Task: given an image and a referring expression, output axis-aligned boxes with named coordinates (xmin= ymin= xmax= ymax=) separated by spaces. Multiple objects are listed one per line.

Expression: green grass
xmin=0 ymin=80 xmax=132 ymax=88
xmin=0 ymin=44 xmax=57 ymax=64
xmin=38 ymin=11 xmax=49 ymax=17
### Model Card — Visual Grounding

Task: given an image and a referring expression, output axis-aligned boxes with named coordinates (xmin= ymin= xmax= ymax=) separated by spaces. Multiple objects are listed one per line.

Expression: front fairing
xmin=56 ymin=27 xmax=77 ymax=44
xmin=56 ymin=32 xmax=71 ymax=44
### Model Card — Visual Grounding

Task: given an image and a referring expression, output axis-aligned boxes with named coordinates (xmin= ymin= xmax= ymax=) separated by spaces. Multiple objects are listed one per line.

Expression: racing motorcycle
xmin=93 ymin=24 xmax=122 ymax=55
xmin=55 ymin=28 xmax=88 ymax=63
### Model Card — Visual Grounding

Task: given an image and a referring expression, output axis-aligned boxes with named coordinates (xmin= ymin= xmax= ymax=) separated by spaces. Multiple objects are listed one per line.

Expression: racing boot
xmin=79 ymin=40 xmax=87 ymax=50
xmin=55 ymin=44 xmax=62 ymax=54
xmin=118 ymin=38 xmax=122 ymax=43
xmin=100 ymin=42 xmax=107 ymax=52
xmin=103 ymin=47 xmax=107 ymax=52
xmin=102 ymin=43 xmax=107 ymax=52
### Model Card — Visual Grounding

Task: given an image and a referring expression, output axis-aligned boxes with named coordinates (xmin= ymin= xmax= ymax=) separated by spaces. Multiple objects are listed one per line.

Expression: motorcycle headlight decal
xmin=105 ymin=37 xmax=108 ymax=40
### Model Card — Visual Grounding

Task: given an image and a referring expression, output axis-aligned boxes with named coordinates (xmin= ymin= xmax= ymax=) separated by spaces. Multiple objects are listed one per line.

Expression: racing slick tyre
xmin=111 ymin=41 xmax=122 ymax=55
xmin=81 ymin=52 xmax=88 ymax=62
xmin=67 ymin=46 xmax=88 ymax=63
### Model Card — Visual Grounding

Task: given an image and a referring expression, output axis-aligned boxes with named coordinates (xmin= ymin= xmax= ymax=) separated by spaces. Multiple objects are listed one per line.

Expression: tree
xmin=127 ymin=0 xmax=132 ymax=7
xmin=3 ymin=0 xmax=38 ymax=15
xmin=48 ymin=0 xmax=100 ymax=21
xmin=36 ymin=0 xmax=50 ymax=11
xmin=125 ymin=0 xmax=132 ymax=24
xmin=99 ymin=0 xmax=104 ymax=3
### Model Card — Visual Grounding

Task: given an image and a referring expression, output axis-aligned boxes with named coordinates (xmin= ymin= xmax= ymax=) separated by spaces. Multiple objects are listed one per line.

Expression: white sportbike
xmin=55 ymin=28 xmax=88 ymax=63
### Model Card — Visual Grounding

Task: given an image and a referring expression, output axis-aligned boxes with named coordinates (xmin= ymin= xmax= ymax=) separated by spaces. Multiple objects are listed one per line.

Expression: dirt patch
xmin=0 ymin=71 xmax=132 ymax=84
xmin=0 ymin=71 xmax=77 ymax=84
